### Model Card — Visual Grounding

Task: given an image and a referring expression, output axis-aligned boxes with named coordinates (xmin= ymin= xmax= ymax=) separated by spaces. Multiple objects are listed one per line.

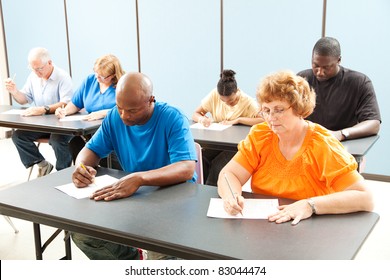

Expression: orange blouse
xmin=234 ymin=121 xmax=362 ymax=200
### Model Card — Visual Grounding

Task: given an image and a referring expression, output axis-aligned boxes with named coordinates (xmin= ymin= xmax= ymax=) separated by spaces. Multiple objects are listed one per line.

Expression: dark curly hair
xmin=217 ymin=69 xmax=238 ymax=97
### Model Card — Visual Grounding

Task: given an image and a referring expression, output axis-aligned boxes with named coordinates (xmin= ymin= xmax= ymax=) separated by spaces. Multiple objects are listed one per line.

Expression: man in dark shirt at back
xmin=297 ymin=37 xmax=381 ymax=142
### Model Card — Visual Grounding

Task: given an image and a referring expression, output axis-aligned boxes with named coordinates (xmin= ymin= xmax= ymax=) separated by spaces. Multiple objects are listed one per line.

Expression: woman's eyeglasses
xmin=260 ymin=106 xmax=291 ymax=119
xmin=95 ymin=72 xmax=113 ymax=80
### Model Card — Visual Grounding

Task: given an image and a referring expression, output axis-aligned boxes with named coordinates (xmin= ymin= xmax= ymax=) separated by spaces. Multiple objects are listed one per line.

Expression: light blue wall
xmin=2 ymin=0 xmax=389 ymax=176
xmin=65 ymin=0 xmax=138 ymax=87
xmin=138 ymin=0 xmax=220 ymax=116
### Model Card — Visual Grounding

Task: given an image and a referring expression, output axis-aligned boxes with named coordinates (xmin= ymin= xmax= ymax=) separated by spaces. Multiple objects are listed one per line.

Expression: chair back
xmin=194 ymin=142 xmax=204 ymax=184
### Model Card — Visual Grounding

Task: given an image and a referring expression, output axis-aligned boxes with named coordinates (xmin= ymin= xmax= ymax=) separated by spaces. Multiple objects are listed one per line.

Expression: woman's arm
xmin=217 ymin=160 xmax=251 ymax=215
xmin=269 ymin=179 xmax=374 ymax=225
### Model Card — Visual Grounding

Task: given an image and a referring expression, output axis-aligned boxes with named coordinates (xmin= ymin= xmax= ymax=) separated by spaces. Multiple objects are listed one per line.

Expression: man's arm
xmin=90 ymin=160 xmax=196 ymax=201
xmin=331 ymin=119 xmax=381 ymax=141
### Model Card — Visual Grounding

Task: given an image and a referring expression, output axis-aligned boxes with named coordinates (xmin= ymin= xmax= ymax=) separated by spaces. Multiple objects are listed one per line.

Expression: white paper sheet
xmin=1 ymin=109 xmax=26 ymax=115
xmin=207 ymin=198 xmax=279 ymax=219
xmin=55 ymin=174 xmax=118 ymax=199
xmin=190 ymin=122 xmax=232 ymax=131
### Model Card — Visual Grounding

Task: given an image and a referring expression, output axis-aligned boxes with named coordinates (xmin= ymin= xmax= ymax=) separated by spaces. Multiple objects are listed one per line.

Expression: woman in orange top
xmin=217 ymin=70 xmax=373 ymax=225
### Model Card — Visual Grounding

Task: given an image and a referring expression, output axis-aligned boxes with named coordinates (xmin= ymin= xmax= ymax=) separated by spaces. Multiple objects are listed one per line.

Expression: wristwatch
xmin=307 ymin=198 xmax=317 ymax=215
xmin=341 ymin=129 xmax=350 ymax=140
xmin=44 ymin=105 xmax=50 ymax=114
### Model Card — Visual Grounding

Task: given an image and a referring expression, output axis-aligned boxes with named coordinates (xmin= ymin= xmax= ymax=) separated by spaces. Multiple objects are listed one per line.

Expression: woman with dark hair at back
xmin=192 ymin=69 xmax=263 ymax=186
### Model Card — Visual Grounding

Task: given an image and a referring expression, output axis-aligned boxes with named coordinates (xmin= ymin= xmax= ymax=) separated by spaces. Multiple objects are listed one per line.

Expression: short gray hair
xmin=28 ymin=47 xmax=51 ymax=64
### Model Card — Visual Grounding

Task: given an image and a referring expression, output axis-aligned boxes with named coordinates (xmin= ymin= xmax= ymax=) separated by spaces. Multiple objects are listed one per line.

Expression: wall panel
xmin=66 ymin=0 xmax=138 ymax=88
xmin=138 ymin=0 xmax=220 ymax=117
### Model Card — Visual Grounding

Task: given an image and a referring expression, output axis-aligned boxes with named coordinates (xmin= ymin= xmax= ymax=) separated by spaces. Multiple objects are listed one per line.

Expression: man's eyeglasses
xmin=260 ymin=106 xmax=291 ymax=119
xmin=28 ymin=62 xmax=48 ymax=72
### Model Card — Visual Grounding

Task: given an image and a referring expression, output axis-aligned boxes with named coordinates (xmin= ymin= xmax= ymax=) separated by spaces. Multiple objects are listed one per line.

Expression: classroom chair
xmin=195 ymin=142 xmax=204 ymax=184
xmin=27 ymin=137 xmax=50 ymax=181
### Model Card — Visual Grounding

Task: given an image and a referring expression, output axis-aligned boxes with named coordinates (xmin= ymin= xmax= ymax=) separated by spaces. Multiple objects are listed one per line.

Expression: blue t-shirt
xmin=86 ymin=101 xmax=197 ymax=182
xmin=72 ymin=74 xmax=116 ymax=113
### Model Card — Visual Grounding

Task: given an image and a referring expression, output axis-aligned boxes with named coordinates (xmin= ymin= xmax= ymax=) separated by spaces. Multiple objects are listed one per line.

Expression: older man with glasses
xmin=4 ymin=47 xmax=74 ymax=177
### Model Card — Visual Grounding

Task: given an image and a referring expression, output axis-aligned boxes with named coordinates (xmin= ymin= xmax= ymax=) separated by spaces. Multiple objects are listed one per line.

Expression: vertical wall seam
xmin=322 ymin=0 xmax=327 ymax=37
xmin=63 ymin=0 xmax=72 ymax=77
xmin=220 ymin=0 xmax=224 ymax=72
xmin=135 ymin=0 xmax=141 ymax=73
xmin=0 ymin=0 xmax=11 ymax=104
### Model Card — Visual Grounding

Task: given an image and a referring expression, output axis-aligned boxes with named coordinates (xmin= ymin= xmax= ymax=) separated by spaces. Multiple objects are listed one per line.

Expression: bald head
xmin=116 ymin=72 xmax=153 ymax=103
xmin=116 ymin=72 xmax=155 ymax=126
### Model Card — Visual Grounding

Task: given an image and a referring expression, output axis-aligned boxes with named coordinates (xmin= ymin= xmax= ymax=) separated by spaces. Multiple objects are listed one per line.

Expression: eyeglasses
xmin=28 ymin=62 xmax=48 ymax=72
xmin=95 ymin=72 xmax=113 ymax=80
xmin=260 ymin=106 xmax=291 ymax=119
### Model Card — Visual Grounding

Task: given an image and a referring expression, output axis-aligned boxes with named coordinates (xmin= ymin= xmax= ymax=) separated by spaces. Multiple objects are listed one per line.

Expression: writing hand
xmin=72 ymin=163 xmax=97 ymax=188
xmin=223 ymin=195 xmax=244 ymax=216
xmin=199 ymin=116 xmax=212 ymax=127
xmin=55 ymin=106 xmax=66 ymax=119
xmin=4 ymin=76 xmax=17 ymax=94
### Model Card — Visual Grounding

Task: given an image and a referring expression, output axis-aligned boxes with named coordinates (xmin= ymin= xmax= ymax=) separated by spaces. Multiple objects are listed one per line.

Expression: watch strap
xmin=307 ymin=198 xmax=317 ymax=215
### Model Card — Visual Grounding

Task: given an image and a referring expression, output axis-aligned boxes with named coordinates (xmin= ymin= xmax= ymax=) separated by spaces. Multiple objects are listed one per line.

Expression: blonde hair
xmin=256 ymin=70 xmax=316 ymax=118
xmin=94 ymin=54 xmax=125 ymax=87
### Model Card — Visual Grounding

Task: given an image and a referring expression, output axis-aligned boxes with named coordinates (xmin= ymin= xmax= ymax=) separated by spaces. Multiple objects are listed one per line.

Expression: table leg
xmin=33 ymin=223 xmax=43 ymax=260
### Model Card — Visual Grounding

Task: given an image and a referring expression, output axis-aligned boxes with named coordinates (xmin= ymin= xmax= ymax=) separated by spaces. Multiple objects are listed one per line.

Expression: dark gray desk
xmin=191 ymin=124 xmax=379 ymax=167
xmin=191 ymin=124 xmax=251 ymax=152
xmin=0 ymin=105 xmax=102 ymax=136
xmin=0 ymin=105 xmax=103 ymax=258
xmin=0 ymin=167 xmax=379 ymax=260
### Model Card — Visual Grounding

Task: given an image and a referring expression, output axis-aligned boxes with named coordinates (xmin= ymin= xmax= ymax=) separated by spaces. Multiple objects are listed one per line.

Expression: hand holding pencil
xmin=4 ymin=73 xmax=17 ymax=94
xmin=223 ymin=173 xmax=244 ymax=216
xmin=72 ymin=162 xmax=97 ymax=188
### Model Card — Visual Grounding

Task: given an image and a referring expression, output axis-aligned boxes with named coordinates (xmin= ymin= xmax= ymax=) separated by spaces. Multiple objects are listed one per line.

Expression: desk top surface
xmin=191 ymin=124 xmax=379 ymax=157
xmin=0 ymin=105 xmax=102 ymax=136
xmin=0 ymin=167 xmax=379 ymax=260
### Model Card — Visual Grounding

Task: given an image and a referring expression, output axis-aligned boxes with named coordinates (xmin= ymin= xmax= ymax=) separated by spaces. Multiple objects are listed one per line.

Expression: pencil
xmin=80 ymin=163 xmax=87 ymax=171
xmin=80 ymin=163 xmax=96 ymax=186
xmin=223 ymin=173 xmax=243 ymax=216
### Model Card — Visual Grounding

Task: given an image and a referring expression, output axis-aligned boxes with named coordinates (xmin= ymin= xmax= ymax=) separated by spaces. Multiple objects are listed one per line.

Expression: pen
xmin=224 ymin=173 xmax=243 ymax=216
xmin=12 ymin=73 xmax=16 ymax=81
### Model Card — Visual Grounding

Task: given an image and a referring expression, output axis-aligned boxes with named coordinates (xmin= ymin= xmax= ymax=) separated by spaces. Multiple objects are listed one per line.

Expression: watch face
xmin=342 ymin=130 xmax=349 ymax=139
